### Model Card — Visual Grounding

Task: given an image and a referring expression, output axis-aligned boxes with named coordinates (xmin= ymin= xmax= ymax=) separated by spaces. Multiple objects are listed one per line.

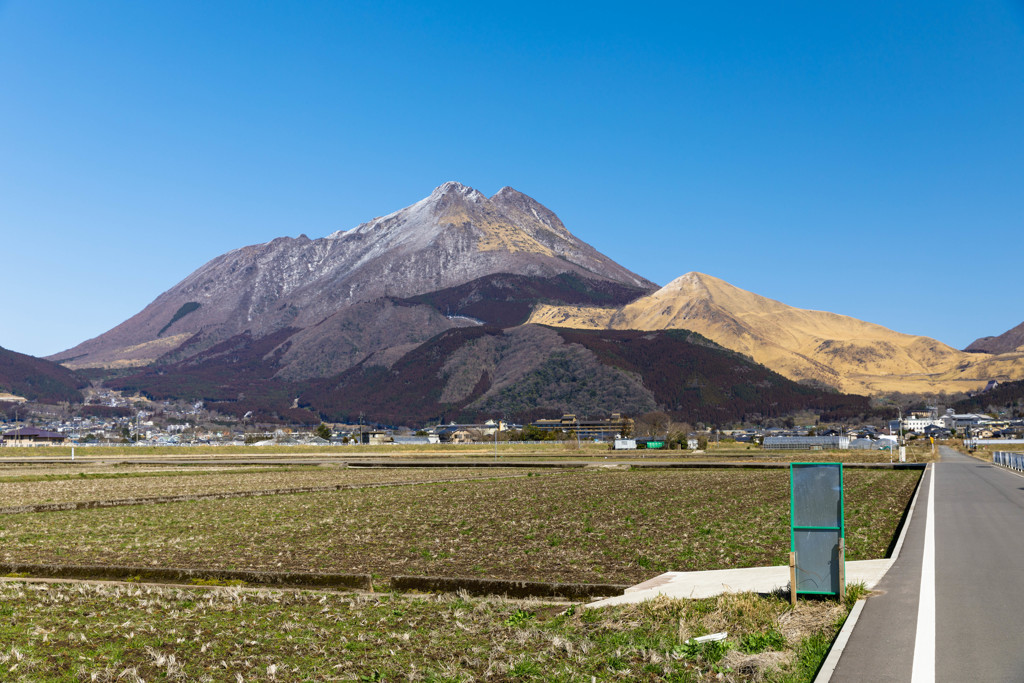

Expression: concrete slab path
xmin=588 ymin=559 xmax=893 ymax=608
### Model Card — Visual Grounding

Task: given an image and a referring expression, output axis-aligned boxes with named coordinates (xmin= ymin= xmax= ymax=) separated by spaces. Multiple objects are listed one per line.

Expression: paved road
xmin=832 ymin=446 xmax=1024 ymax=682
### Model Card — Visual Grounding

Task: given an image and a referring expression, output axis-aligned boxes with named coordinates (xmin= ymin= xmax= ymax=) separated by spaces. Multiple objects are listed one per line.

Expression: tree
xmin=634 ymin=411 xmax=671 ymax=438
xmin=666 ymin=421 xmax=693 ymax=449
xmin=314 ymin=423 xmax=332 ymax=440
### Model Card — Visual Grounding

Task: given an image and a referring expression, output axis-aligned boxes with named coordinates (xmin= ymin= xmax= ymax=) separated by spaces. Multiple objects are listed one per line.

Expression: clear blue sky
xmin=2 ymin=1 xmax=1023 ymax=357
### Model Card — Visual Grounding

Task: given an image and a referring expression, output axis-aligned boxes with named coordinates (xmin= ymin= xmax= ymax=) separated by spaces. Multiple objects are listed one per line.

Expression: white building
xmin=900 ymin=416 xmax=945 ymax=433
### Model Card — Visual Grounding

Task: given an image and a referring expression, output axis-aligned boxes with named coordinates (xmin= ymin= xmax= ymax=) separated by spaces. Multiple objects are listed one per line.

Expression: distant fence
xmin=965 ymin=439 xmax=1024 ymax=450
xmin=993 ymin=451 xmax=1024 ymax=472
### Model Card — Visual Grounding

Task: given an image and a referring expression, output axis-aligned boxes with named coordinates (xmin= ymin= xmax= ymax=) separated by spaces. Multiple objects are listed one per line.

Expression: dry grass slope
xmin=529 ymin=271 xmax=1024 ymax=394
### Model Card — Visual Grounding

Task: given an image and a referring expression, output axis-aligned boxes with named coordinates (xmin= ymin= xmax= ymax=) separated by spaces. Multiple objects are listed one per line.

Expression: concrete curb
xmin=813 ymin=598 xmax=867 ymax=683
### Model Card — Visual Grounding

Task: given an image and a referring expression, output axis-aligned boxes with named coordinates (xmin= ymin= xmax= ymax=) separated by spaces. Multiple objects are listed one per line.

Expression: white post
xmin=71 ymin=446 xmax=75 ymax=461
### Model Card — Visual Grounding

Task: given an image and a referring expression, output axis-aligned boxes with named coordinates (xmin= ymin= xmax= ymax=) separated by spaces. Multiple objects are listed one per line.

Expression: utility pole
xmin=897 ymin=405 xmax=905 ymax=462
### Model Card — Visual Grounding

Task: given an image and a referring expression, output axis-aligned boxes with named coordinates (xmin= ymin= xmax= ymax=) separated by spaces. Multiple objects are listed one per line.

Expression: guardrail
xmin=993 ymin=451 xmax=1024 ymax=471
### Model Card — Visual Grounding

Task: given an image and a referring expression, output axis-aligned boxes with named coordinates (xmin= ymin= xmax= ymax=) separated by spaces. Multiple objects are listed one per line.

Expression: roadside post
xmin=790 ymin=462 xmax=845 ymax=604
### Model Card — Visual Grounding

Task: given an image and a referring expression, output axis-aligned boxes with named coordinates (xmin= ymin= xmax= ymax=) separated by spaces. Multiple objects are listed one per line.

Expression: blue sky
xmin=2 ymin=1 xmax=1023 ymax=357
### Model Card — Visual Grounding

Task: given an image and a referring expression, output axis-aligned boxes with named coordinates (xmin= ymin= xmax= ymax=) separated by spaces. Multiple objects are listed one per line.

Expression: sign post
xmin=790 ymin=462 xmax=845 ymax=601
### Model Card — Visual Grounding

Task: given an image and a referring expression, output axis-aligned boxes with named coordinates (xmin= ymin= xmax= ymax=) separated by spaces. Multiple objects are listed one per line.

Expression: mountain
xmin=102 ymin=315 xmax=871 ymax=426
xmin=0 ymin=346 xmax=86 ymax=403
xmin=527 ymin=272 xmax=1024 ymax=395
xmin=51 ymin=182 xmax=653 ymax=375
xmin=59 ymin=181 xmax=1024 ymax=419
xmin=966 ymin=321 xmax=1024 ymax=355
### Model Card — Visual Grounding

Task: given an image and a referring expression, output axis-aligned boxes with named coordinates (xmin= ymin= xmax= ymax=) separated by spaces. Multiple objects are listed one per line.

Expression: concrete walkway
xmin=588 ymin=559 xmax=892 ymax=607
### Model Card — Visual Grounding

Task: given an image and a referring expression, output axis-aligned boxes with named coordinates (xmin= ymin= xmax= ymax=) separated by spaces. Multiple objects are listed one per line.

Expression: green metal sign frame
xmin=789 ymin=462 xmax=845 ymax=597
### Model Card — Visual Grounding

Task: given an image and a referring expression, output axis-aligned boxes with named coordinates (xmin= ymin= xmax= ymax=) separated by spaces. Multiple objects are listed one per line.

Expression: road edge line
xmin=910 ymin=462 xmax=936 ymax=682
xmin=813 ymin=598 xmax=867 ymax=683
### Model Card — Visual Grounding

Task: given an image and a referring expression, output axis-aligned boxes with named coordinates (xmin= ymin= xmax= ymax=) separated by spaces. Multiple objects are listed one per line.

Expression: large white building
xmin=901 ymin=416 xmax=944 ymax=433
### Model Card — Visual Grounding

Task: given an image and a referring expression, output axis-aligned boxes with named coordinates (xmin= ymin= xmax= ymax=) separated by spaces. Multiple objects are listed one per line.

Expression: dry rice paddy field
xmin=0 ymin=466 xmax=541 ymax=510
xmin=0 ymin=468 xmax=919 ymax=583
xmin=0 ymin=460 xmax=921 ymax=681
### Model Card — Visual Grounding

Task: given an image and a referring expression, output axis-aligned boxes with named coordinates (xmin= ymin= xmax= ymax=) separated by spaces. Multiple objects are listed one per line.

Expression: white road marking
xmin=911 ymin=465 xmax=936 ymax=682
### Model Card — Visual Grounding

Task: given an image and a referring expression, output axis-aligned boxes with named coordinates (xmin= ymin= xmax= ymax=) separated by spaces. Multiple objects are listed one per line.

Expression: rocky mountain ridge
xmin=51 ymin=182 xmax=653 ymax=371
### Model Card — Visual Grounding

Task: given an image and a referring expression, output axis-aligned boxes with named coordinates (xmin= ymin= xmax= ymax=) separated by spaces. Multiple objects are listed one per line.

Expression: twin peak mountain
xmin=51 ymin=182 xmax=1024 ymax=421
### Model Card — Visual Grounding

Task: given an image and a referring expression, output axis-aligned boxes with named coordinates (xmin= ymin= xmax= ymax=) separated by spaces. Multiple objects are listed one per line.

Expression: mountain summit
xmin=52 ymin=183 xmax=652 ymax=370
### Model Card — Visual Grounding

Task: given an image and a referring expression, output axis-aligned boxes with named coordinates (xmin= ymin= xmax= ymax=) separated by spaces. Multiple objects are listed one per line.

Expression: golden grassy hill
xmin=527 ymin=272 xmax=1024 ymax=395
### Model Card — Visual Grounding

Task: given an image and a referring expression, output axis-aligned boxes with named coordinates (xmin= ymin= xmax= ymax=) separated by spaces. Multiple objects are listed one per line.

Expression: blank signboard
xmin=790 ymin=463 xmax=844 ymax=596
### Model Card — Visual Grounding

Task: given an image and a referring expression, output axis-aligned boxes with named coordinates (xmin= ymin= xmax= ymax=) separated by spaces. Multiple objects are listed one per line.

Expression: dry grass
xmin=0 ymin=468 xmax=919 ymax=584
xmin=0 ymin=466 xmax=542 ymax=509
xmin=0 ymin=580 xmax=845 ymax=681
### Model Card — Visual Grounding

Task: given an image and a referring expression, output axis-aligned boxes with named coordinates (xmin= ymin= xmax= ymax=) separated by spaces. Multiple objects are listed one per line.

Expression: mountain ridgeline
xmin=49 ymin=181 xmax=1024 ymax=425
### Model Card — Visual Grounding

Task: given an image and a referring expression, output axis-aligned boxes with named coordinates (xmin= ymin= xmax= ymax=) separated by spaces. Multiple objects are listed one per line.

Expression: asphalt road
xmin=832 ymin=446 xmax=1024 ymax=682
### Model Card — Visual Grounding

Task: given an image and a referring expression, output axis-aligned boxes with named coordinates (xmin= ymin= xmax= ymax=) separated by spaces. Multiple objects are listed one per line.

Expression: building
xmin=529 ymin=413 xmax=633 ymax=440
xmin=360 ymin=430 xmax=394 ymax=445
xmin=762 ymin=435 xmax=850 ymax=450
xmin=431 ymin=420 xmax=507 ymax=438
xmin=1 ymin=427 xmax=68 ymax=446
xmin=898 ymin=416 xmax=944 ymax=434
xmin=436 ymin=427 xmax=473 ymax=444
xmin=940 ymin=412 xmax=990 ymax=430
